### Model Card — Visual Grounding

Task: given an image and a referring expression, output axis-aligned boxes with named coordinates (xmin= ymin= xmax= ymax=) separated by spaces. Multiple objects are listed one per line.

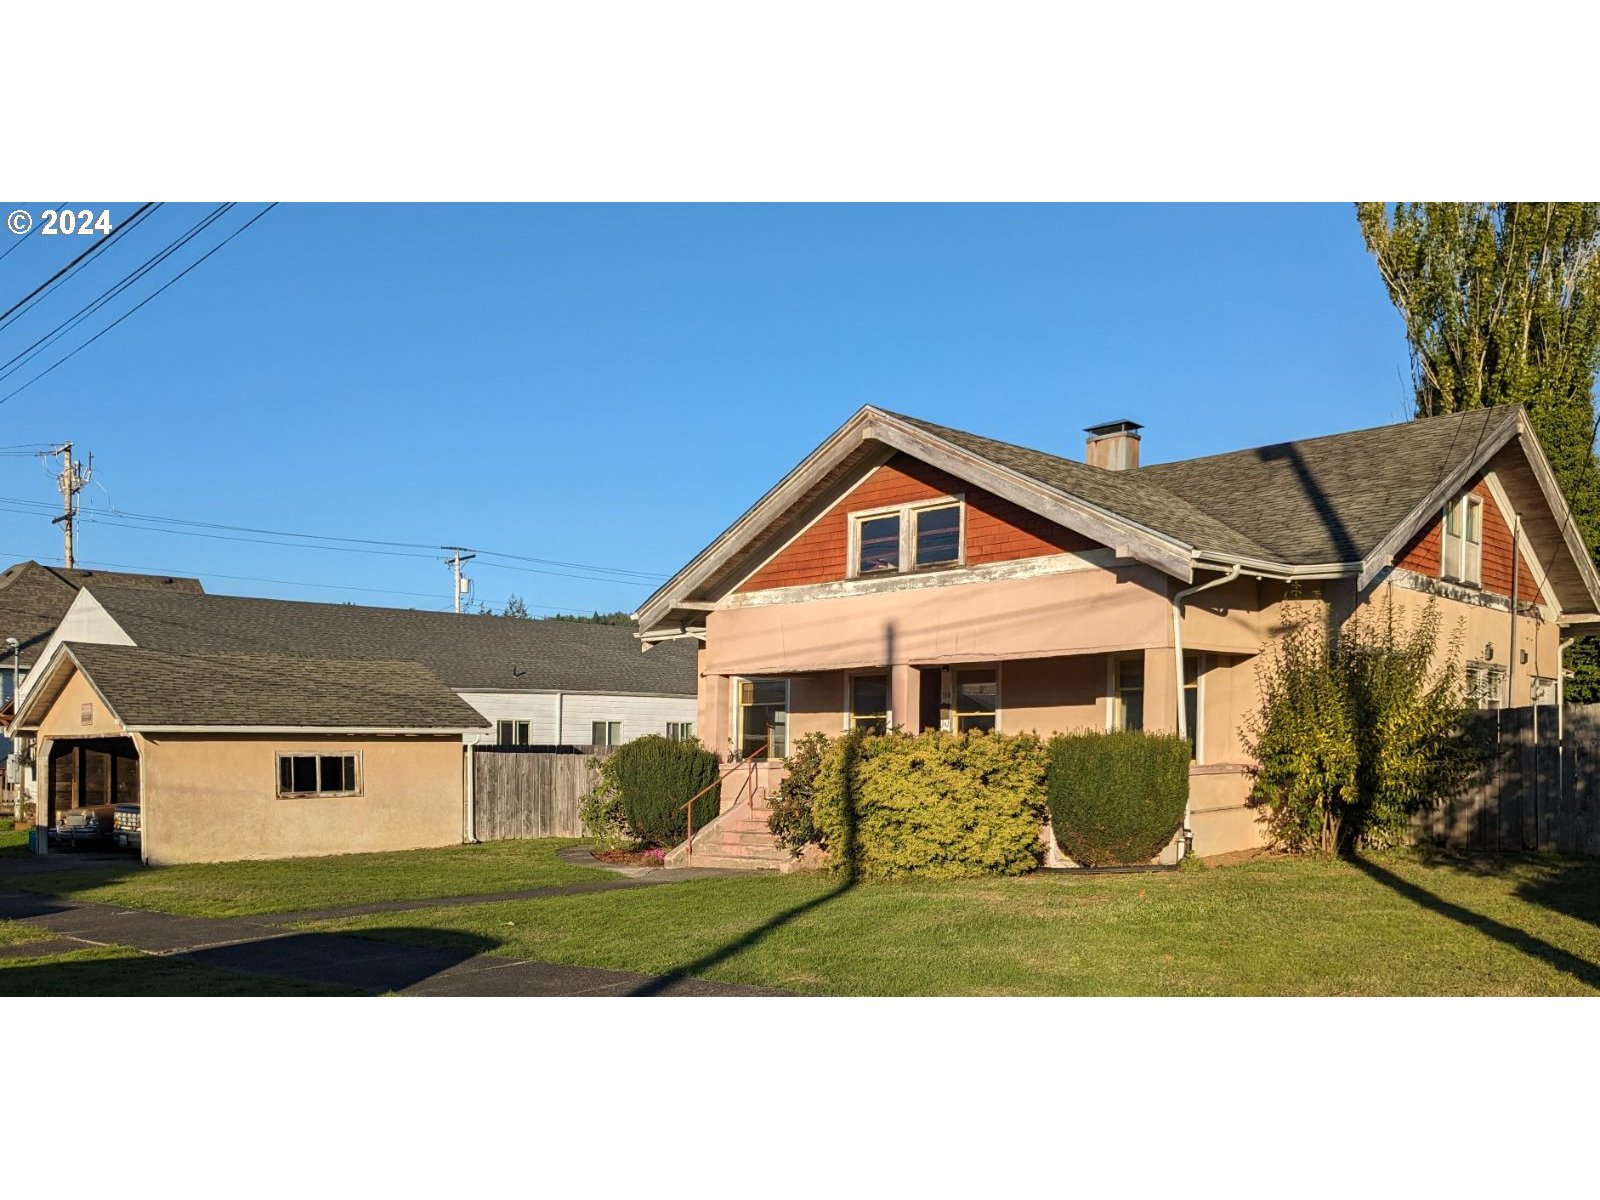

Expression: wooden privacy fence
xmin=1418 ymin=705 xmax=1600 ymax=855
xmin=471 ymin=745 xmax=614 ymax=841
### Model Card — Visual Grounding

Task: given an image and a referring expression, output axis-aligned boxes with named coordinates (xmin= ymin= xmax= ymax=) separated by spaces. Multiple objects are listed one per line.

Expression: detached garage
xmin=11 ymin=641 xmax=488 ymax=865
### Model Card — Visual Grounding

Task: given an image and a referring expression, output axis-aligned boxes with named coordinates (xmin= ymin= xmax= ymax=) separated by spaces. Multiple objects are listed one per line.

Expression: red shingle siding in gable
xmin=737 ymin=453 xmax=1099 ymax=593
xmin=1393 ymin=479 xmax=1550 ymax=607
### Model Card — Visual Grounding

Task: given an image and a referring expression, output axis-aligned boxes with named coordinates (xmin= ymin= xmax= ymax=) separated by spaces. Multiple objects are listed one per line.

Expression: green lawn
xmin=5 ymin=837 xmax=608 ymax=918
xmin=0 ymin=820 xmax=28 ymax=855
xmin=0 ymin=944 xmax=359 ymax=996
xmin=0 ymin=918 xmax=51 ymax=948
xmin=305 ymin=850 xmax=1600 ymax=995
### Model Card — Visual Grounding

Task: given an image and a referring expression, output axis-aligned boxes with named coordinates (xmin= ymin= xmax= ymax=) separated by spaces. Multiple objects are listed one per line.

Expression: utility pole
xmin=46 ymin=443 xmax=92 ymax=569
xmin=443 ymin=547 xmax=476 ymax=614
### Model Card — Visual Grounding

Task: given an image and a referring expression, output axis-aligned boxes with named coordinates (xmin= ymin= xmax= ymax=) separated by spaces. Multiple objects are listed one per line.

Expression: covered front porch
xmin=695 ymin=646 xmax=1265 ymax=858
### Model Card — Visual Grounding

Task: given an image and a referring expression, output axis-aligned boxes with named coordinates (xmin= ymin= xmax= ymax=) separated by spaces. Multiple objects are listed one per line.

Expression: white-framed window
xmin=849 ymin=674 xmax=890 ymax=734
xmin=953 ymin=667 xmax=998 ymax=732
xmin=666 ymin=721 xmax=695 ymax=741
xmin=277 ymin=752 xmax=361 ymax=798
xmin=496 ymin=720 xmax=531 ymax=746
xmin=1442 ymin=492 xmax=1484 ymax=586
xmin=1530 ymin=676 xmax=1557 ymax=706
xmin=1465 ymin=661 xmax=1506 ymax=710
xmin=1111 ymin=656 xmax=1145 ymax=732
xmin=736 ymin=677 xmax=789 ymax=758
xmin=591 ymin=720 xmax=623 ymax=747
xmin=849 ymin=498 xmax=965 ymax=578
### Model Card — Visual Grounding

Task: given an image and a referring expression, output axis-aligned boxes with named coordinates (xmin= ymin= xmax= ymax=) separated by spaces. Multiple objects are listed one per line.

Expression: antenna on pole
xmin=44 ymin=442 xmax=92 ymax=569
xmin=443 ymin=546 xmax=477 ymax=614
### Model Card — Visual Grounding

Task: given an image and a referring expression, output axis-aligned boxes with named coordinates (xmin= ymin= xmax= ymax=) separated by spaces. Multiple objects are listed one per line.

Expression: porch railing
xmin=678 ymin=746 xmax=766 ymax=859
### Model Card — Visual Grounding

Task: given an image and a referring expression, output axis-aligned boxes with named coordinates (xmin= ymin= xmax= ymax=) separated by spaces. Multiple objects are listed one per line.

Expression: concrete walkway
xmin=0 ymin=890 xmax=784 ymax=997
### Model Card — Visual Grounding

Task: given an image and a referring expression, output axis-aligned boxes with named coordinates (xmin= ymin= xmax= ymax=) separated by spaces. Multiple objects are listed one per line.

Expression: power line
xmin=0 ymin=490 xmax=668 ymax=581
xmin=0 ymin=204 xmax=234 ymax=381
xmin=0 ymin=199 xmax=66 ymax=268
xmin=0 ymin=203 xmax=158 ymax=331
xmin=0 ymin=204 xmax=279 ymax=407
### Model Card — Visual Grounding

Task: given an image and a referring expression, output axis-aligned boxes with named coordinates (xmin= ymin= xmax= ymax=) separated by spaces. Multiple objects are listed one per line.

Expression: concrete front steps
xmin=665 ymin=799 xmax=792 ymax=872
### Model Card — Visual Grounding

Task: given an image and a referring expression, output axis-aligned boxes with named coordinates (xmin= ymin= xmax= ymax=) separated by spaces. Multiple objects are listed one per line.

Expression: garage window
xmin=277 ymin=753 xmax=361 ymax=797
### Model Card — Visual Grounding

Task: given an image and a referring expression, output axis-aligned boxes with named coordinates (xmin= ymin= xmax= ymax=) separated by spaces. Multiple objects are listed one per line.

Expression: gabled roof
xmin=79 ymin=586 xmax=697 ymax=696
xmin=15 ymin=641 xmax=486 ymax=732
xmin=636 ymin=403 xmax=1600 ymax=634
xmin=0 ymin=560 xmax=203 ymax=669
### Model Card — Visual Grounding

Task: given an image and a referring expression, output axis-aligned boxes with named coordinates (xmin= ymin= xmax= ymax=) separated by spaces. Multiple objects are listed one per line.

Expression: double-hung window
xmin=851 ymin=499 xmax=964 ymax=577
xmin=1442 ymin=493 xmax=1484 ymax=586
xmin=496 ymin=720 xmax=531 ymax=746
xmin=849 ymin=674 xmax=890 ymax=734
xmin=1113 ymin=658 xmax=1145 ymax=732
xmin=953 ymin=668 xmax=998 ymax=732
xmin=277 ymin=753 xmax=360 ymax=798
xmin=1465 ymin=661 xmax=1505 ymax=710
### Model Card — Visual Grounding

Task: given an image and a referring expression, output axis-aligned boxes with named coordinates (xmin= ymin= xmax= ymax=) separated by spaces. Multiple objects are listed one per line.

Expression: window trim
xmin=275 ymin=751 xmax=363 ymax=799
xmin=847 ymin=495 xmax=966 ymax=579
xmin=590 ymin=720 xmax=623 ymax=748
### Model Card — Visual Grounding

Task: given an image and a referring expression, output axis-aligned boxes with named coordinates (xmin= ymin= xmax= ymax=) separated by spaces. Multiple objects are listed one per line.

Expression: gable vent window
xmin=851 ymin=498 xmax=965 ymax=578
xmin=1442 ymin=493 xmax=1483 ymax=586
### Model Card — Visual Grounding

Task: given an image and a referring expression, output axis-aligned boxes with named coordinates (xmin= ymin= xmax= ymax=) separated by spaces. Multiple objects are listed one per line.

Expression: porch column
xmin=1143 ymin=646 xmax=1178 ymax=735
xmin=698 ymin=659 xmax=731 ymax=761
xmin=890 ymin=662 xmax=919 ymax=733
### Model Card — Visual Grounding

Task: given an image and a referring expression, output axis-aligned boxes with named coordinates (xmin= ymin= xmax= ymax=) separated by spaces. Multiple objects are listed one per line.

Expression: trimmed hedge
xmin=1046 ymin=730 xmax=1189 ymax=866
xmin=813 ymin=729 xmax=1048 ymax=880
xmin=594 ymin=735 xmax=720 ymax=848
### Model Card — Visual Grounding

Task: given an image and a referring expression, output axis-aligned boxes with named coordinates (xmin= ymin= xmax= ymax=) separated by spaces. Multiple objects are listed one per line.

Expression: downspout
xmin=1558 ymin=635 xmax=1575 ymax=805
xmin=1172 ymin=563 xmax=1243 ymax=861
xmin=1510 ymin=514 xmax=1520 ymax=709
xmin=464 ymin=741 xmax=477 ymax=844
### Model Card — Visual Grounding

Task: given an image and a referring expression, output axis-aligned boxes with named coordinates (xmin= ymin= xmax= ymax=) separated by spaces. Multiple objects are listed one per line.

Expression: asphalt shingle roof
xmin=65 ymin=642 xmax=485 ymax=729
xmin=890 ymin=406 xmax=1522 ymax=565
xmin=0 ymin=561 xmax=203 ymax=668
xmin=82 ymin=586 xmax=698 ymax=695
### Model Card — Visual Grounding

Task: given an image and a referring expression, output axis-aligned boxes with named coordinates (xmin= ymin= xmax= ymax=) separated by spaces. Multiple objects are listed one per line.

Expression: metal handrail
xmin=679 ymin=746 xmax=767 ymax=857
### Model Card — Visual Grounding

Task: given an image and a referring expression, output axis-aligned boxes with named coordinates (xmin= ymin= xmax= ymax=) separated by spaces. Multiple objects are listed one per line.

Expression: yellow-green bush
xmin=812 ymin=729 xmax=1048 ymax=880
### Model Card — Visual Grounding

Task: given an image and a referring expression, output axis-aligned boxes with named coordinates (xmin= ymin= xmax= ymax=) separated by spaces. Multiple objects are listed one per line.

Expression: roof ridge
xmin=882 ymin=409 xmax=1274 ymax=559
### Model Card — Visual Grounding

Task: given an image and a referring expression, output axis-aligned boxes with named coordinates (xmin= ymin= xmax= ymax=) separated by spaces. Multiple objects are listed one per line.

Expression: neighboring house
xmin=0 ymin=561 xmax=203 ymax=803
xmin=636 ymin=405 xmax=1600 ymax=860
xmin=9 ymin=587 xmax=697 ymax=863
xmin=27 ymin=586 xmax=698 ymax=749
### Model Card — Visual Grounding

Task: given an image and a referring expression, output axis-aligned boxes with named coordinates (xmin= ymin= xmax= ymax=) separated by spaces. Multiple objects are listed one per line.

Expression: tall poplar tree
xmin=1356 ymin=203 xmax=1600 ymax=699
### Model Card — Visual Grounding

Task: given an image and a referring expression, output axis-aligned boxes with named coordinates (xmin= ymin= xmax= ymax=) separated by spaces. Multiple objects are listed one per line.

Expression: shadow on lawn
xmin=629 ymin=729 xmax=866 ymax=997
xmin=1511 ymin=858 xmax=1600 ymax=930
xmin=1348 ymin=855 xmax=1600 ymax=991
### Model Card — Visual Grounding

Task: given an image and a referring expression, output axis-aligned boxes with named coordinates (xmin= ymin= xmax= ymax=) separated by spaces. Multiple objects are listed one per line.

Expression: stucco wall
xmin=138 ymin=733 xmax=464 ymax=865
xmin=36 ymin=669 xmax=126 ymax=739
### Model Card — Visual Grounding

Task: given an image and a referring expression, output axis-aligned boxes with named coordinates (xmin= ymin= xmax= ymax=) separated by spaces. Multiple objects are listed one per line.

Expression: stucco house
xmin=9 ymin=587 xmax=698 ymax=863
xmin=636 ymin=404 xmax=1600 ymax=864
xmin=0 ymin=561 xmax=202 ymax=807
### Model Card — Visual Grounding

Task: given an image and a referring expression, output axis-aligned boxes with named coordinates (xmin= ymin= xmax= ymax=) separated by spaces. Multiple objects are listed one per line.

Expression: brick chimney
xmin=1084 ymin=419 xmax=1143 ymax=471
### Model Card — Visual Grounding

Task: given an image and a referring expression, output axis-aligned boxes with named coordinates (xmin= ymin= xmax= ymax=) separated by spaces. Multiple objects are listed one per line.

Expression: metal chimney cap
xmin=1084 ymin=419 xmax=1144 ymax=438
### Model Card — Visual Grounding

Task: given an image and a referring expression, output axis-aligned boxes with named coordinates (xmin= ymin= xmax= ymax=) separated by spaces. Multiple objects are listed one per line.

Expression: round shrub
xmin=591 ymin=735 xmax=720 ymax=848
xmin=1046 ymin=730 xmax=1189 ymax=866
xmin=813 ymin=729 xmax=1048 ymax=880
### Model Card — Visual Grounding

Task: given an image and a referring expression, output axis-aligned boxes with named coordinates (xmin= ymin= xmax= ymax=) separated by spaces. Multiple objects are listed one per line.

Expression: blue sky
xmin=0 ymin=202 xmax=1412 ymax=615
